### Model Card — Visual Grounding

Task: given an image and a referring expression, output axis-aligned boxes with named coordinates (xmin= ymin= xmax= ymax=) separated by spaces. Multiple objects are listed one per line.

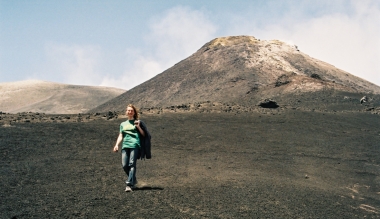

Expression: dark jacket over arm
xmin=138 ymin=120 xmax=151 ymax=159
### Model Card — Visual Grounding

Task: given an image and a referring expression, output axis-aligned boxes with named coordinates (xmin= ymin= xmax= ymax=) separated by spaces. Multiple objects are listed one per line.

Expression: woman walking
xmin=113 ymin=104 xmax=146 ymax=192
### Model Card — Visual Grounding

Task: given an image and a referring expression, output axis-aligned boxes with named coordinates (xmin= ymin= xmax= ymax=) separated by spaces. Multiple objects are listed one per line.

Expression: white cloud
xmin=100 ymin=54 xmax=162 ymax=89
xmin=147 ymin=6 xmax=217 ymax=62
xmin=43 ymin=43 xmax=103 ymax=86
xmin=248 ymin=0 xmax=380 ymax=86
xmin=100 ymin=6 xmax=217 ymax=90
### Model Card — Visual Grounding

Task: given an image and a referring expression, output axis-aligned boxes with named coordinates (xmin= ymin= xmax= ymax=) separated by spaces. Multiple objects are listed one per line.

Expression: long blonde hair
xmin=126 ymin=104 xmax=139 ymax=120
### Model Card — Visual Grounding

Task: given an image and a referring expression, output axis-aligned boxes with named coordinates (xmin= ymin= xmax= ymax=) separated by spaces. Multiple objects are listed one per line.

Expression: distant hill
xmin=91 ymin=35 xmax=380 ymax=113
xmin=0 ymin=80 xmax=125 ymax=114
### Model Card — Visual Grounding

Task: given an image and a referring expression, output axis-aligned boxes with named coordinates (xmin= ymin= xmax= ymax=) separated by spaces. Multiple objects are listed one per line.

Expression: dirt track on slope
xmin=1 ymin=110 xmax=379 ymax=218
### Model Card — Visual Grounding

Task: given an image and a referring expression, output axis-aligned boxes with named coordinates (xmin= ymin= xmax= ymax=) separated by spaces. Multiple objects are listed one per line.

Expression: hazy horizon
xmin=1 ymin=0 xmax=379 ymax=89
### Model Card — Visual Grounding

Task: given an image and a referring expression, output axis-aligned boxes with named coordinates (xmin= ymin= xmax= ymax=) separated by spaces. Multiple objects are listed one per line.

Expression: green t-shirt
xmin=120 ymin=120 xmax=140 ymax=149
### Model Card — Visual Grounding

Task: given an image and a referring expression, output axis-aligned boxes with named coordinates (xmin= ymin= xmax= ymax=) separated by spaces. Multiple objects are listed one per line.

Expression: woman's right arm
xmin=113 ymin=133 xmax=123 ymax=152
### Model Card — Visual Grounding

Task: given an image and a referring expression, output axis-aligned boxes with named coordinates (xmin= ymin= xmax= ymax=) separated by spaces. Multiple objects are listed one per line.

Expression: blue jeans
xmin=121 ymin=148 xmax=139 ymax=186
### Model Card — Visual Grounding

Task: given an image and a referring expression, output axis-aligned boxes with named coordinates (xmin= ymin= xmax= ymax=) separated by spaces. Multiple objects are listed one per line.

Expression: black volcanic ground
xmin=1 ymin=108 xmax=379 ymax=218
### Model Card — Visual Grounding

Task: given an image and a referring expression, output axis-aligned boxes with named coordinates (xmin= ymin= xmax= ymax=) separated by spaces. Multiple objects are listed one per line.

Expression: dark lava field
xmin=1 ymin=110 xmax=379 ymax=218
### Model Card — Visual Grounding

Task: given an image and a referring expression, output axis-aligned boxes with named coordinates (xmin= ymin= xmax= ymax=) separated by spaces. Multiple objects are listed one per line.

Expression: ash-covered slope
xmin=0 ymin=80 xmax=125 ymax=114
xmin=91 ymin=36 xmax=380 ymax=112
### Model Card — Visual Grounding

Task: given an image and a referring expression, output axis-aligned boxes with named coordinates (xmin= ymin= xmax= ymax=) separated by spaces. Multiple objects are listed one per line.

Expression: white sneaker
xmin=125 ymin=186 xmax=132 ymax=192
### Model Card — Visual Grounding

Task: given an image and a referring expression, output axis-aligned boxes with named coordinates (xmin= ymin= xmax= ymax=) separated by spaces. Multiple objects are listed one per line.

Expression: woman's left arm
xmin=135 ymin=120 xmax=145 ymax=137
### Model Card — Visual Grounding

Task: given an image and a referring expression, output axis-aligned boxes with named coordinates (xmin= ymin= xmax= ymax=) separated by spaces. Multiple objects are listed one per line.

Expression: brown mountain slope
xmin=0 ymin=80 xmax=125 ymax=114
xmin=90 ymin=36 xmax=380 ymax=112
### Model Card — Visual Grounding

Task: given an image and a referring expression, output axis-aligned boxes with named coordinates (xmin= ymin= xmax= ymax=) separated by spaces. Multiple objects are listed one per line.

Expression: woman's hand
xmin=134 ymin=120 xmax=140 ymax=127
xmin=113 ymin=133 xmax=122 ymax=152
xmin=134 ymin=120 xmax=145 ymax=137
xmin=113 ymin=145 xmax=118 ymax=152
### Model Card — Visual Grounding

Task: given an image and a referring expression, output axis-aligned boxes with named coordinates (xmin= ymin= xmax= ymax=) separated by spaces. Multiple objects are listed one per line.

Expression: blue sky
xmin=1 ymin=0 xmax=379 ymax=89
